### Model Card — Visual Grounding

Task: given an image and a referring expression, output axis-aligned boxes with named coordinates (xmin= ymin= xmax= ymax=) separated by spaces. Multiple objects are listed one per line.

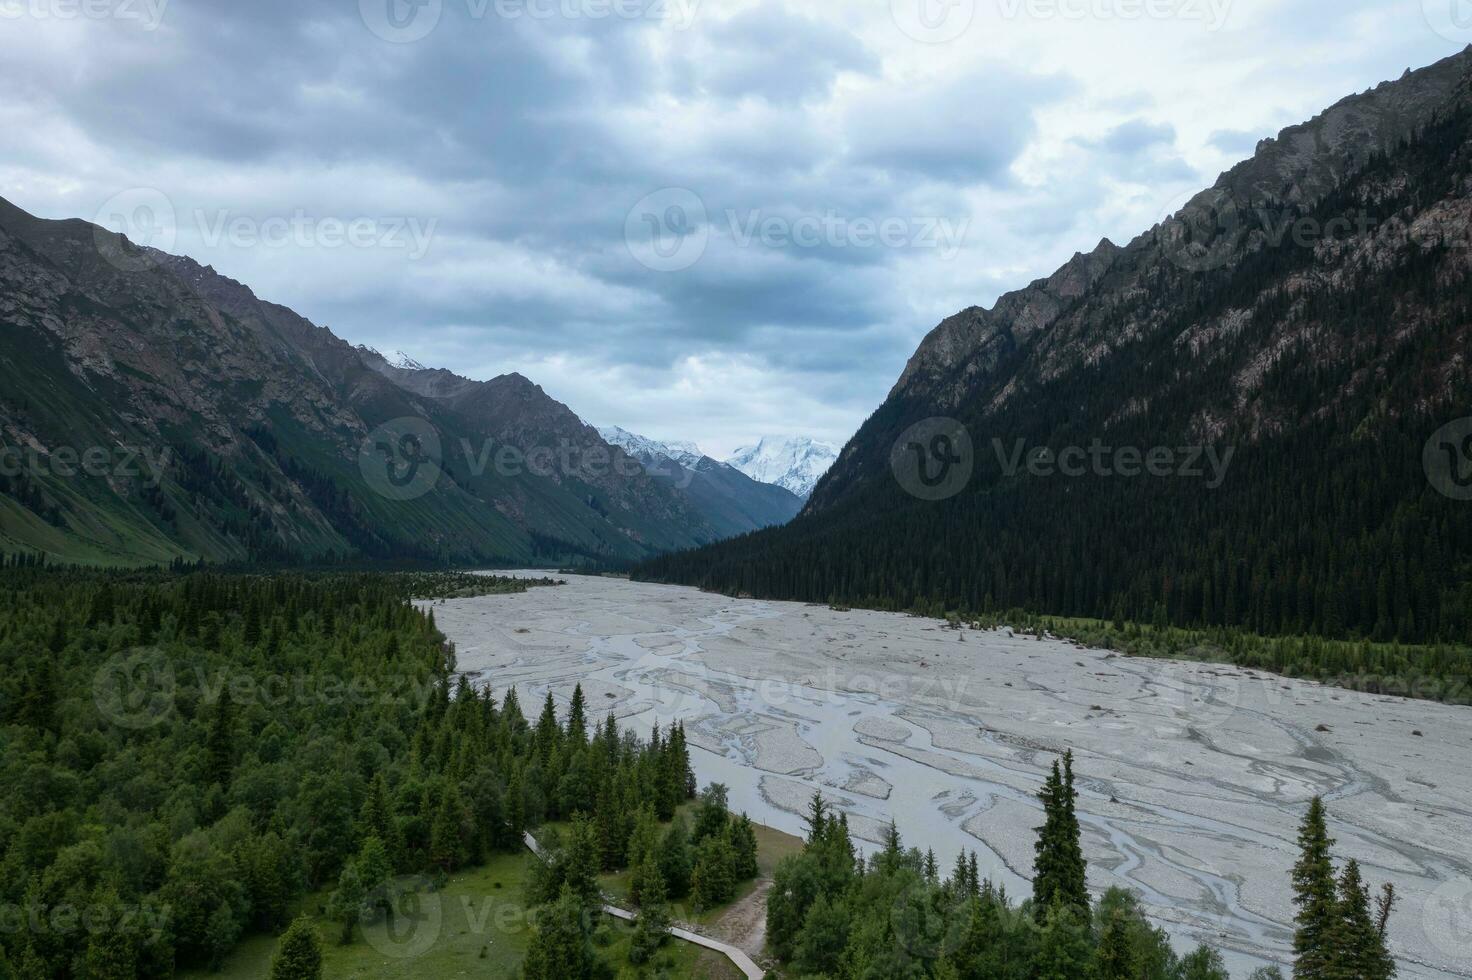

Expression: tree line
xmin=764 ymin=752 xmax=1397 ymax=979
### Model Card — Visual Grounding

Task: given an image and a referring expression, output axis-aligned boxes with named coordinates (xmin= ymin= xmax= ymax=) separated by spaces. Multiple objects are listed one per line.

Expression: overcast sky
xmin=2 ymin=0 xmax=1463 ymax=457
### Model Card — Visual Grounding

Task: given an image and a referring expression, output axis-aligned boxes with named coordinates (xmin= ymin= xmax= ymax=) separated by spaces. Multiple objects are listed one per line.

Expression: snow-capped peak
xmin=389 ymin=350 xmax=426 ymax=371
xmin=726 ymin=436 xmax=838 ymax=499
xmin=598 ymin=426 xmax=705 ymax=467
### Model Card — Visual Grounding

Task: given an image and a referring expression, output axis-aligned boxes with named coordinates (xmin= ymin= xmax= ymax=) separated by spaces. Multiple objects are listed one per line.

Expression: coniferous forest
xmin=0 ymin=566 xmax=770 ymax=978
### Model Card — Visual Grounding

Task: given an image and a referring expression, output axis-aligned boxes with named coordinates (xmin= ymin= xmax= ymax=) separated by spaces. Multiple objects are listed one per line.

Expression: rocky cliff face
xmin=0 ymin=199 xmax=718 ymax=565
xmin=810 ymin=47 xmax=1472 ymax=513
xmin=639 ymin=50 xmax=1472 ymax=645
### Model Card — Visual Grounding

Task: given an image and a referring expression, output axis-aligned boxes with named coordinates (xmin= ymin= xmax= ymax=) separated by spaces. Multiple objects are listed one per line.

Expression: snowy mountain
xmin=598 ymin=426 xmax=704 ymax=468
xmin=599 ymin=426 xmax=804 ymax=536
xmin=726 ymin=437 xmax=839 ymax=499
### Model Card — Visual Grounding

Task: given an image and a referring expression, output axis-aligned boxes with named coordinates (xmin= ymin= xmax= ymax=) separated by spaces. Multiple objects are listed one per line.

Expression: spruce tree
xmin=1291 ymin=798 xmax=1338 ymax=979
xmin=1334 ymin=860 xmax=1396 ymax=980
xmin=629 ymin=857 xmax=670 ymax=965
xmin=522 ymin=885 xmax=599 ymax=980
xmin=205 ymin=687 xmax=235 ymax=788
xmin=566 ymin=684 xmax=588 ymax=747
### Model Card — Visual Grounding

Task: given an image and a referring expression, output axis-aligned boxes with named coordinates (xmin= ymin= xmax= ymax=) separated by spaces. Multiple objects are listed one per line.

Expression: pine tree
xmin=1292 ymin=797 xmax=1339 ymax=979
xmin=522 ymin=884 xmax=599 ymax=980
xmin=1333 ymin=860 xmax=1396 ymax=980
xmin=658 ymin=816 xmax=692 ymax=899
xmin=804 ymin=792 xmax=828 ymax=844
xmin=730 ymin=813 xmax=760 ymax=881
xmin=205 ymin=687 xmax=235 ymax=788
xmin=566 ymin=684 xmax=588 ymax=747
xmin=691 ymin=833 xmax=737 ymax=911
xmin=534 ymin=692 xmax=560 ymax=761
xmin=429 ymin=784 xmax=467 ymax=872
xmin=268 ymin=917 xmax=323 ymax=980
xmin=549 ymin=816 xmax=602 ymax=914
xmin=629 ymin=857 xmax=670 ymax=965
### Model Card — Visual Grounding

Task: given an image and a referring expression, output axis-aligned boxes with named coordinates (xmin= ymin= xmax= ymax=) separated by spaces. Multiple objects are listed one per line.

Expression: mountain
xmin=638 ymin=50 xmax=1472 ymax=645
xmin=726 ymin=436 xmax=839 ymax=499
xmin=600 ymin=426 xmax=803 ymax=536
xmin=598 ymin=427 xmax=705 ymax=469
xmin=0 ymin=196 xmax=722 ymax=566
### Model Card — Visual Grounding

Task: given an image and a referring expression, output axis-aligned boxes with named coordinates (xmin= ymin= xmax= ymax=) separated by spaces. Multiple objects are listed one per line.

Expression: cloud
xmin=0 ymin=0 xmax=1460 ymax=453
xmin=843 ymin=66 xmax=1073 ymax=184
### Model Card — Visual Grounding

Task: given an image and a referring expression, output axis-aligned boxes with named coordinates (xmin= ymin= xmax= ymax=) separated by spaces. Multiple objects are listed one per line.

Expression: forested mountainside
xmin=0 ymin=198 xmax=728 ymax=566
xmin=638 ymin=50 xmax=1472 ymax=645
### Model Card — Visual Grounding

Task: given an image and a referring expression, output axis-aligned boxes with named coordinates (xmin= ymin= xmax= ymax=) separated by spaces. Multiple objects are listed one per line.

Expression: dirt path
xmin=708 ymin=879 xmax=772 ymax=960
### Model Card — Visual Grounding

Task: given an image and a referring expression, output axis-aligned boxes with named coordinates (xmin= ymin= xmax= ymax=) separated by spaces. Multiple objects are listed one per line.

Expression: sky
xmin=1 ymin=0 xmax=1465 ymax=458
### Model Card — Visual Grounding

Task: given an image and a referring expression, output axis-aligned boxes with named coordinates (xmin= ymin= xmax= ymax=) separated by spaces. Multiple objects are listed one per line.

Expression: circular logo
xmin=890 ymin=885 xmax=965 ymax=961
xmin=93 ymin=648 xmax=176 ymax=729
xmin=1153 ymin=657 xmax=1245 ymax=732
xmin=1424 ymin=877 xmax=1472 ymax=960
xmin=359 ymin=417 xmax=442 ymax=501
xmin=94 ymin=188 xmax=177 ymax=273
xmin=1423 ymin=0 xmax=1472 ymax=44
xmin=625 ymin=187 xmax=709 ymax=273
xmin=1424 ymin=418 xmax=1472 ymax=501
xmin=1156 ymin=188 xmax=1251 ymax=274
xmin=891 ymin=417 xmax=974 ymax=501
xmin=362 ymin=875 xmax=443 ymax=959
xmin=360 ymin=0 xmax=442 ymax=43
xmin=891 ymin=0 xmax=976 ymax=44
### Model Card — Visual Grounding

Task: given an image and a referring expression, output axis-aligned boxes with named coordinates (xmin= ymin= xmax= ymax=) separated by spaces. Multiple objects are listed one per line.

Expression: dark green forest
xmin=637 ymin=104 xmax=1472 ymax=668
xmin=0 ymin=566 xmax=755 ymax=978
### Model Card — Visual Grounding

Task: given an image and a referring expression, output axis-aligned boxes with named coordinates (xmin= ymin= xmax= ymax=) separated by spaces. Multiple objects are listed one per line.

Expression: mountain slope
xmin=599 ymin=426 xmax=803 ymax=536
xmin=0 ymin=198 xmax=718 ymax=565
xmin=726 ymin=436 xmax=839 ymax=499
xmin=638 ymin=50 xmax=1472 ymax=644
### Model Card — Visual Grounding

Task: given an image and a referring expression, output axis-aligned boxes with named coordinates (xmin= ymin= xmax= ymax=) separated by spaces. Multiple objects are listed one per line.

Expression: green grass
xmin=529 ymin=804 xmax=804 ymax=941
xmin=189 ymin=837 xmax=761 ymax=980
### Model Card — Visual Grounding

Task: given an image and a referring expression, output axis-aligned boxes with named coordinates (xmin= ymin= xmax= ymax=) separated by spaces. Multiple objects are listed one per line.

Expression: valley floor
xmin=431 ymin=573 xmax=1472 ymax=979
